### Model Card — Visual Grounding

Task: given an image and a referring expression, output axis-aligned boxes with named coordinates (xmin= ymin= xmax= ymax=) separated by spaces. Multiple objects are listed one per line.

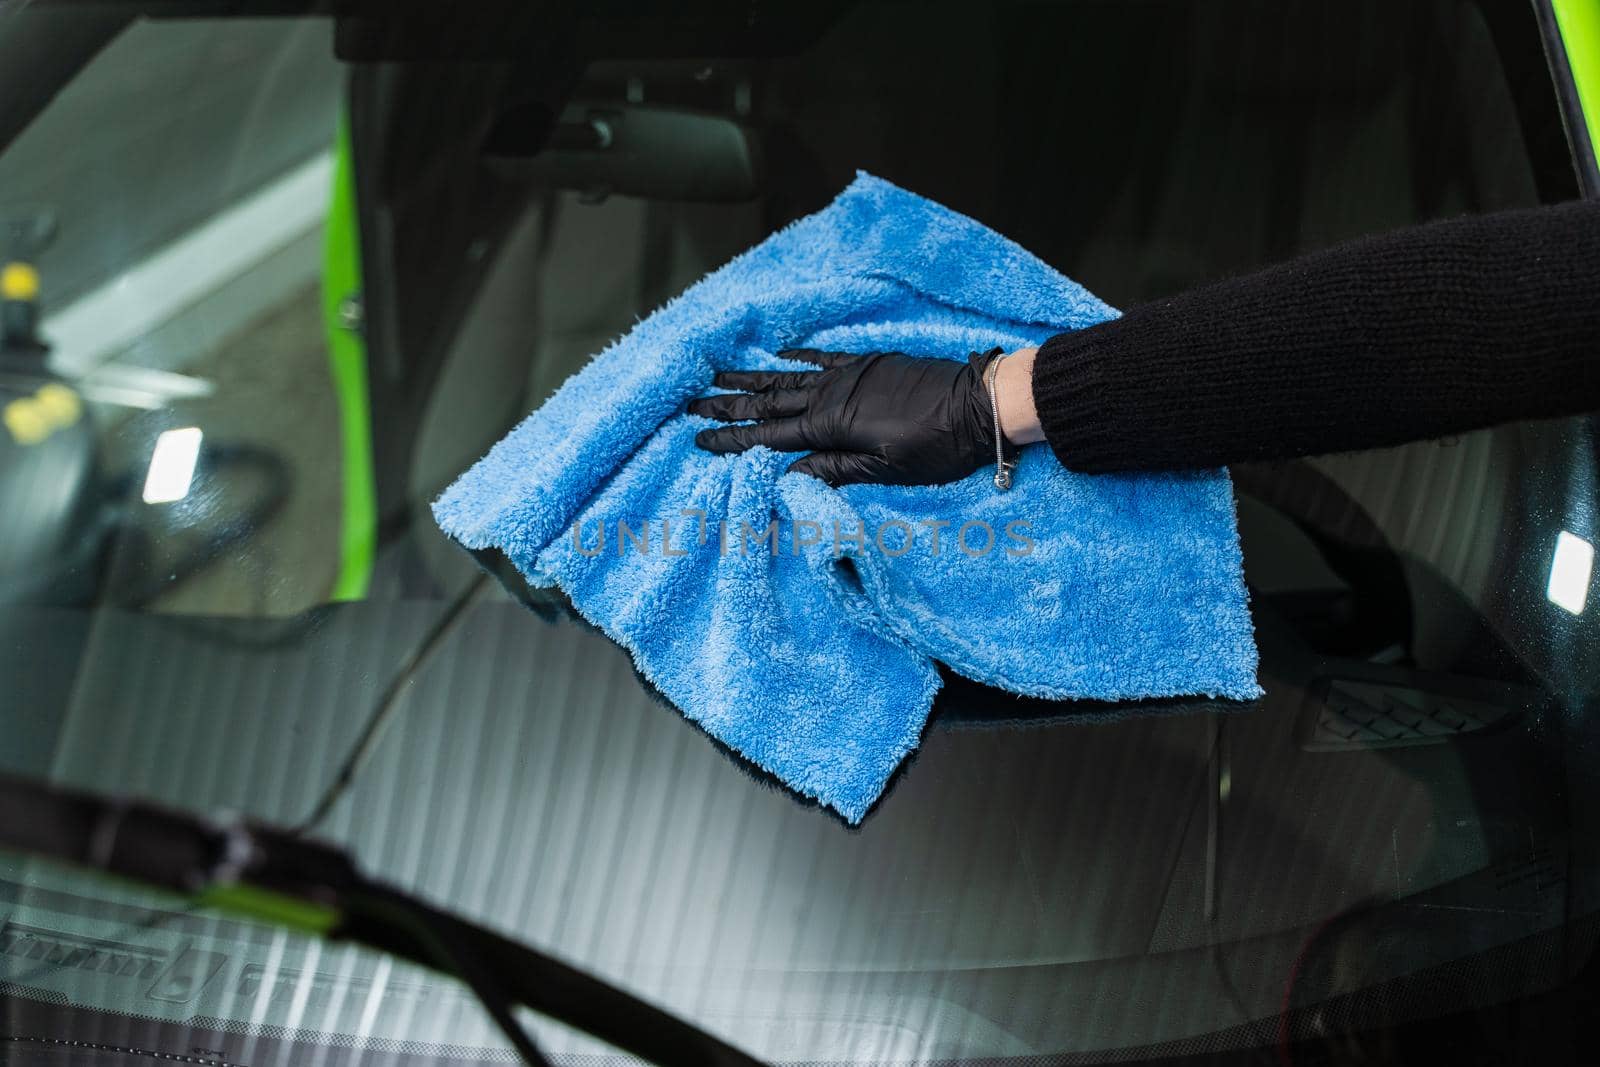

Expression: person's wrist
xmin=996 ymin=346 xmax=1044 ymax=445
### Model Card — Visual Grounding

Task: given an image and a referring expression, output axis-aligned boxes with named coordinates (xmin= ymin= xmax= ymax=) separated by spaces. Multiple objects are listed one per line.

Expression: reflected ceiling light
xmin=142 ymin=426 xmax=203 ymax=504
xmin=1547 ymin=530 xmax=1593 ymax=616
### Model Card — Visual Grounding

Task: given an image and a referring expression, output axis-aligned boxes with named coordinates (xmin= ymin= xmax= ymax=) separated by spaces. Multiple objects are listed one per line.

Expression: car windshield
xmin=2 ymin=3 xmax=1597 ymax=1064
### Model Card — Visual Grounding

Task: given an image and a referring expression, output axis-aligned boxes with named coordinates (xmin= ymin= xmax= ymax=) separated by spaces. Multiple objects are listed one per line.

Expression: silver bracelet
xmin=984 ymin=355 xmax=1017 ymax=491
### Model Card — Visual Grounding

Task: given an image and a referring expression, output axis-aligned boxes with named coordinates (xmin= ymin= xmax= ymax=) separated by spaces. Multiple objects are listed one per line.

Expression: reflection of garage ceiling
xmin=30 ymin=597 xmax=1476 ymax=1060
xmin=43 ymin=152 xmax=328 ymax=382
xmin=0 ymin=19 xmax=339 ymax=399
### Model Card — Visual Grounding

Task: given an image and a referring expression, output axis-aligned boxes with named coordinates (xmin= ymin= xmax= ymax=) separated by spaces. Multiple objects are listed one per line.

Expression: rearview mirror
xmin=483 ymin=103 xmax=760 ymax=202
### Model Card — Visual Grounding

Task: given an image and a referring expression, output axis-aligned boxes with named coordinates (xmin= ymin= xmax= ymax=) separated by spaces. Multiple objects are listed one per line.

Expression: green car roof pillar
xmin=1554 ymin=0 xmax=1600 ymax=179
xmin=323 ymin=116 xmax=378 ymax=601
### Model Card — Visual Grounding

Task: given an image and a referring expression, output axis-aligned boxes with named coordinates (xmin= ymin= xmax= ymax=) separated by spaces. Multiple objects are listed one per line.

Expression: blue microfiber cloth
xmin=433 ymin=173 xmax=1259 ymax=824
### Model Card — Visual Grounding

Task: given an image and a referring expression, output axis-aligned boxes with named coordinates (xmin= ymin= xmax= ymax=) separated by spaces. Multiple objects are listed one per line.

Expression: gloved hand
xmin=690 ymin=347 xmax=1002 ymax=487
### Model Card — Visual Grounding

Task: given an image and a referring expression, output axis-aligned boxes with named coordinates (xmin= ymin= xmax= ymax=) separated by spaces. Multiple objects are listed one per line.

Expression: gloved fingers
xmin=712 ymin=369 xmax=817 ymax=392
xmin=787 ymin=450 xmax=892 ymax=487
xmin=688 ymin=387 xmax=810 ymax=421
xmin=695 ymin=416 xmax=812 ymax=455
xmin=777 ymin=348 xmax=864 ymax=370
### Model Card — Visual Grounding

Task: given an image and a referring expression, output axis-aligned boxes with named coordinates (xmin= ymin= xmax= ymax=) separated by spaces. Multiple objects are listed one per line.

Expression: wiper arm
xmin=0 ymin=772 xmax=766 ymax=1067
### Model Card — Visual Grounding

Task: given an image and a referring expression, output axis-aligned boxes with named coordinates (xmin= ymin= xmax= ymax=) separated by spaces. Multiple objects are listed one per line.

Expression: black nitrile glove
xmin=690 ymin=347 xmax=1002 ymax=487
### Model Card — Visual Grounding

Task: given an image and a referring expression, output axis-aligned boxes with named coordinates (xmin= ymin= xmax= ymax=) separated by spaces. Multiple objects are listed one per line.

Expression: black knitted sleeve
xmin=1031 ymin=199 xmax=1600 ymax=472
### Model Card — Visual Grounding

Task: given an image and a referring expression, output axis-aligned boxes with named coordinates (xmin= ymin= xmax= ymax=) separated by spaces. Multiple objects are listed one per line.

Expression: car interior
xmin=1 ymin=1 xmax=1597 ymax=1063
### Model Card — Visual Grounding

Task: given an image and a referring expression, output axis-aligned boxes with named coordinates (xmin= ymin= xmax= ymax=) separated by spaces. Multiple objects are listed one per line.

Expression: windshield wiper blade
xmin=0 ymin=772 xmax=767 ymax=1067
